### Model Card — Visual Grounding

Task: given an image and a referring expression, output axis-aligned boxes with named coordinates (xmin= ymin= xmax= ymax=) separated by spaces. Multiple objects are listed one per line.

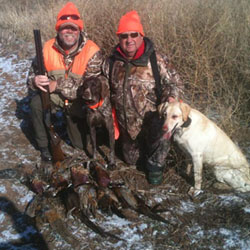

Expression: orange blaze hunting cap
xmin=116 ymin=10 xmax=144 ymax=36
xmin=55 ymin=2 xmax=84 ymax=31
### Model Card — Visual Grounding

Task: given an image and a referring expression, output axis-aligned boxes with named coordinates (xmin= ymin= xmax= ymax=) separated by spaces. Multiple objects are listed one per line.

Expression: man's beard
xmin=59 ymin=33 xmax=79 ymax=50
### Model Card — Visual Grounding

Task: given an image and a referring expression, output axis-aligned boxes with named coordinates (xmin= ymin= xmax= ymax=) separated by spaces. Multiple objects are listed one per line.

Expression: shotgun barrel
xmin=33 ymin=29 xmax=65 ymax=164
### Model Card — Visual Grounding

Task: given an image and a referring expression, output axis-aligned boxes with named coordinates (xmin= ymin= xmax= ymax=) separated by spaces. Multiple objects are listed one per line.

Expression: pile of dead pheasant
xmin=22 ymin=155 xmax=172 ymax=246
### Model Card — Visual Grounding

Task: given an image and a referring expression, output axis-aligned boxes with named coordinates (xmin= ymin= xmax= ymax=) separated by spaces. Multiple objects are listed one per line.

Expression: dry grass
xmin=0 ymin=0 xmax=249 ymax=139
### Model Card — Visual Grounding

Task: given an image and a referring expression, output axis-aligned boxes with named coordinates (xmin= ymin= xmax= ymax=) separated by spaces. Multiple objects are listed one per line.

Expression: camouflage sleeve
xmin=83 ymin=50 xmax=104 ymax=80
xmin=157 ymin=53 xmax=185 ymax=102
xmin=26 ymin=57 xmax=55 ymax=92
xmin=26 ymin=57 xmax=39 ymax=92
xmin=101 ymin=56 xmax=111 ymax=79
xmin=56 ymin=50 xmax=104 ymax=100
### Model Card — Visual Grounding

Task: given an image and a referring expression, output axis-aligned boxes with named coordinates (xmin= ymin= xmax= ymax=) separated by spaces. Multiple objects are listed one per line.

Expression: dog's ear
xmin=98 ymin=76 xmax=109 ymax=98
xmin=180 ymin=102 xmax=191 ymax=121
xmin=157 ymin=102 xmax=168 ymax=117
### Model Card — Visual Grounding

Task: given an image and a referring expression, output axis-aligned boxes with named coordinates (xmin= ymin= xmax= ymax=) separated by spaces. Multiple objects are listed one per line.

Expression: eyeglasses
xmin=59 ymin=15 xmax=80 ymax=21
xmin=119 ymin=32 xmax=139 ymax=39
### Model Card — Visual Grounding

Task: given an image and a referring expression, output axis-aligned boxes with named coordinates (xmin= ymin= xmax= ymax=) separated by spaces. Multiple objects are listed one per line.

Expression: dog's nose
xmin=83 ymin=89 xmax=92 ymax=100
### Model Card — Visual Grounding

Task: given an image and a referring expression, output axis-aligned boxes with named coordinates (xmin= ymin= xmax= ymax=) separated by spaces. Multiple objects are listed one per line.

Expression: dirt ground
xmin=0 ymin=42 xmax=250 ymax=250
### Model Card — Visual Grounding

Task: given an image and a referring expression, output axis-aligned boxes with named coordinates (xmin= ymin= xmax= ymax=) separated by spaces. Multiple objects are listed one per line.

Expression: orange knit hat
xmin=55 ymin=2 xmax=84 ymax=31
xmin=116 ymin=10 xmax=144 ymax=36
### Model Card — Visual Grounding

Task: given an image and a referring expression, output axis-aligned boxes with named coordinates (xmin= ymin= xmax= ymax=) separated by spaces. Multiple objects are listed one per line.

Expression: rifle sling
xmin=149 ymin=50 xmax=162 ymax=105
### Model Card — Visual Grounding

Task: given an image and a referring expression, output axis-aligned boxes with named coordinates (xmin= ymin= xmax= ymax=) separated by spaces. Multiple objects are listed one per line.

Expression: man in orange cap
xmin=27 ymin=2 xmax=103 ymax=161
xmin=102 ymin=10 xmax=184 ymax=184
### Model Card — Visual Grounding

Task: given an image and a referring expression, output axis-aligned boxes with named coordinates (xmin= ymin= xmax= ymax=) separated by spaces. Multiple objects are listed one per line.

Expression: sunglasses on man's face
xmin=60 ymin=15 xmax=80 ymax=20
xmin=119 ymin=32 xmax=139 ymax=39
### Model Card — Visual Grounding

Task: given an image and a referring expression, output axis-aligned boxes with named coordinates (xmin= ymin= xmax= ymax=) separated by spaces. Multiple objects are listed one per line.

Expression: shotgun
xmin=33 ymin=29 xmax=65 ymax=164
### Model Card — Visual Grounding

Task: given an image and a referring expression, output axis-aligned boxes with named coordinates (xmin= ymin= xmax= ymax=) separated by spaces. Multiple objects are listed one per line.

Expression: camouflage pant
xmin=146 ymin=137 xmax=170 ymax=172
xmin=119 ymin=112 xmax=170 ymax=172
xmin=30 ymin=93 xmax=87 ymax=149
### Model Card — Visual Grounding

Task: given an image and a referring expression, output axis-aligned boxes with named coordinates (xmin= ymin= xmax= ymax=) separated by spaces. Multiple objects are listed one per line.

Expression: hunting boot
xmin=146 ymin=137 xmax=170 ymax=185
xmin=147 ymin=170 xmax=163 ymax=185
xmin=40 ymin=147 xmax=52 ymax=162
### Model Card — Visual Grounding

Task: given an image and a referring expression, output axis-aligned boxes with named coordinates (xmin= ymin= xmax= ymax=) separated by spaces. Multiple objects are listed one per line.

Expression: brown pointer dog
xmin=80 ymin=77 xmax=116 ymax=170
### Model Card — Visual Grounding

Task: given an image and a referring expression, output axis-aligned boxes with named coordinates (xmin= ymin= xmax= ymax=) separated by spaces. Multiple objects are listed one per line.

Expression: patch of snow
xmin=243 ymin=205 xmax=250 ymax=213
xmin=1 ymin=228 xmax=20 ymax=241
xmin=138 ymin=223 xmax=147 ymax=231
xmin=0 ymin=185 xmax=6 ymax=193
xmin=219 ymin=228 xmax=250 ymax=250
xmin=179 ymin=200 xmax=196 ymax=213
xmin=218 ymin=194 xmax=244 ymax=205
xmin=11 ymin=184 xmax=34 ymax=205
xmin=102 ymin=214 xmax=131 ymax=227
xmin=153 ymin=196 xmax=163 ymax=203
xmin=0 ymin=213 xmax=5 ymax=223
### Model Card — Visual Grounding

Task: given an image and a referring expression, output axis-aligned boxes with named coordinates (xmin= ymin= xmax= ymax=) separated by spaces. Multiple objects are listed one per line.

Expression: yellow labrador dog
xmin=158 ymin=101 xmax=250 ymax=196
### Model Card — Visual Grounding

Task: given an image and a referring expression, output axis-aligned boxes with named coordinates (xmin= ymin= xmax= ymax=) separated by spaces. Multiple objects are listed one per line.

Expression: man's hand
xmin=34 ymin=75 xmax=57 ymax=93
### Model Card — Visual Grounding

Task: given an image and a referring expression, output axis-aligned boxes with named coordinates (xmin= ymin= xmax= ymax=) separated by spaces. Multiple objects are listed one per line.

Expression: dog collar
xmin=88 ymin=98 xmax=104 ymax=109
xmin=181 ymin=117 xmax=192 ymax=128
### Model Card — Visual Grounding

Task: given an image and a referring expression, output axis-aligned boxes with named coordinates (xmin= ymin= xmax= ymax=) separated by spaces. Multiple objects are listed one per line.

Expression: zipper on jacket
xmin=123 ymin=63 xmax=132 ymax=130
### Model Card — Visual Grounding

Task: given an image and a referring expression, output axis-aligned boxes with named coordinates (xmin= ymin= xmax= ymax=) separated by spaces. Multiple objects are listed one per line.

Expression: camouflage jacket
xmin=27 ymin=32 xmax=103 ymax=101
xmin=102 ymin=37 xmax=184 ymax=140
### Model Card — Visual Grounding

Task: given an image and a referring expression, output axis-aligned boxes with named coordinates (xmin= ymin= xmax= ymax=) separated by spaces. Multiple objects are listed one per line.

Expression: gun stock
xmin=33 ymin=29 xmax=65 ymax=164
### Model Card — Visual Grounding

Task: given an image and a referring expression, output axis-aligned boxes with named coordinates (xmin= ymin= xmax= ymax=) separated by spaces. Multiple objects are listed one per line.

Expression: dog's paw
xmin=188 ymin=187 xmax=204 ymax=197
xmin=107 ymin=163 xmax=117 ymax=171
